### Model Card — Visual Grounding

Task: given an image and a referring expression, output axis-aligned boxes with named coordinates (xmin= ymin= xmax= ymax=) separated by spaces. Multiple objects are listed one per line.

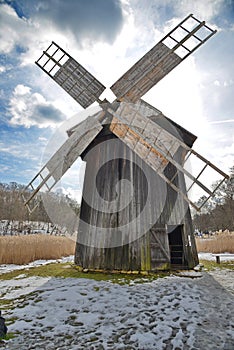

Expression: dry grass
xmin=0 ymin=234 xmax=76 ymax=264
xmin=196 ymin=232 xmax=234 ymax=254
xmin=1 ymin=232 xmax=233 ymax=265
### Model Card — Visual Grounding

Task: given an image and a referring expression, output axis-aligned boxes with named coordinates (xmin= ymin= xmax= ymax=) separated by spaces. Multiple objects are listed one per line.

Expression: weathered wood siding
xmin=75 ymin=127 xmax=198 ymax=271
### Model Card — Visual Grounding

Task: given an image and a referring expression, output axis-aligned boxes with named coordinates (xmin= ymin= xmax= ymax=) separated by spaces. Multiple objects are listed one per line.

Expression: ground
xmin=0 ymin=255 xmax=233 ymax=350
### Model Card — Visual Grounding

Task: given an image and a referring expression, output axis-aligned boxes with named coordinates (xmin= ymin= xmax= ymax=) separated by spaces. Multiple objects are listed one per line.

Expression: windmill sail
xmin=22 ymin=115 xmax=103 ymax=213
xmin=109 ymin=103 xmax=228 ymax=210
xmin=25 ymin=14 xmax=224 ymax=213
xmin=36 ymin=42 xmax=106 ymax=108
xmin=111 ymin=14 xmax=216 ymax=102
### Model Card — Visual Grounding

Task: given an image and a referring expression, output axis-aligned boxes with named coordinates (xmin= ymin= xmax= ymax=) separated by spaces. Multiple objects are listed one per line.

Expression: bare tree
xmin=193 ymin=166 xmax=234 ymax=232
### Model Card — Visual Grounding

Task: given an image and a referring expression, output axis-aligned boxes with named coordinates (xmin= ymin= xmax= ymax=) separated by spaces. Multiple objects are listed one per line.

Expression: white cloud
xmin=0 ymin=165 xmax=10 ymax=173
xmin=33 ymin=0 xmax=124 ymax=44
xmin=55 ymin=186 xmax=83 ymax=203
xmin=0 ymin=65 xmax=6 ymax=73
xmin=0 ymin=3 xmax=66 ymax=66
xmin=224 ymin=79 xmax=234 ymax=87
xmin=38 ymin=136 xmax=48 ymax=142
xmin=0 ymin=142 xmax=38 ymax=161
xmin=213 ymin=79 xmax=234 ymax=88
xmin=210 ymin=119 xmax=234 ymax=125
xmin=52 ymin=159 xmax=85 ymax=203
xmin=0 ymin=1 xmax=124 ymax=67
xmin=173 ymin=0 xmax=225 ymax=21
xmin=193 ymin=123 xmax=234 ymax=175
xmin=0 ymin=3 xmax=31 ymax=54
xmin=9 ymin=84 xmax=66 ymax=128
xmin=144 ymin=57 xmax=206 ymax=137
xmin=14 ymin=84 xmax=31 ymax=95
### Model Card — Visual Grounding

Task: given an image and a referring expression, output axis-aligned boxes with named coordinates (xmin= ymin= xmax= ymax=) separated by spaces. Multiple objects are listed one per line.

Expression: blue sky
xmin=0 ymin=0 xmax=233 ymax=201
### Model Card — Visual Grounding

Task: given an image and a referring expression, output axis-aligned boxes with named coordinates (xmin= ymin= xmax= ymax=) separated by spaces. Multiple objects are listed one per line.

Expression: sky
xmin=0 ymin=0 xmax=233 ymax=203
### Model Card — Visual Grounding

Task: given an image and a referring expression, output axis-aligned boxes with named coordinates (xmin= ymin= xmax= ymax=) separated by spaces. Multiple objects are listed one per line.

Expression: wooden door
xmin=150 ymin=227 xmax=170 ymax=270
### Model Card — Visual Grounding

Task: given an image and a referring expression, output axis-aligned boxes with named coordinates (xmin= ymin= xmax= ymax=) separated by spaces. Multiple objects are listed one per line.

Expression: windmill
xmin=22 ymin=14 xmax=229 ymax=271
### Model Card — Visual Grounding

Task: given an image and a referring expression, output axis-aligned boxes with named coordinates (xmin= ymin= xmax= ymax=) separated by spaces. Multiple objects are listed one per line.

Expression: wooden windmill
xmin=22 ymin=14 xmax=229 ymax=270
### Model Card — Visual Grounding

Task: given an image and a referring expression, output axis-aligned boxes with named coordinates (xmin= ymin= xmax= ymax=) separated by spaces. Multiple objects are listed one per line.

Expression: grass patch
xmin=0 ymin=299 xmax=14 ymax=310
xmin=0 ymin=262 xmax=169 ymax=284
xmin=200 ymin=259 xmax=234 ymax=271
xmin=0 ymin=234 xmax=75 ymax=265
xmin=0 ymin=269 xmax=31 ymax=281
xmin=0 ymin=332 xmax=16 ymax=341
xmin=1 ymin=292 xmax=44 ymax=315
xmin=5 ymin=317 xmax=18 ymax=326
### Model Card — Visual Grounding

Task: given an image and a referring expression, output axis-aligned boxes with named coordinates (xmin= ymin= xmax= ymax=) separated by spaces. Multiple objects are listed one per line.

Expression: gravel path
xmin=1 ymin=269 xmax=233 ymax=350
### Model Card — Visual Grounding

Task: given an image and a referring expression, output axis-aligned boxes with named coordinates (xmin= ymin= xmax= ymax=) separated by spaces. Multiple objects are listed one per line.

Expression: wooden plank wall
xmin=75 ymin=130 xmax=198 ymax=271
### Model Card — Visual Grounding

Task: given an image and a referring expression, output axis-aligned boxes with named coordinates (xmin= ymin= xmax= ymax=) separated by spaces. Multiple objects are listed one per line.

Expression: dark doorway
xmin=167 ymin=225 xmax=184 ymax=269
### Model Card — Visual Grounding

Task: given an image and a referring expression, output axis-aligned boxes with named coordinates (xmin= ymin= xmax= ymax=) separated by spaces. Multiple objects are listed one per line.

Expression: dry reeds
xmin=0 ymin=234 xmax=76 ymax=264
xmin=196 ymin=232 xmax=234 ymax=253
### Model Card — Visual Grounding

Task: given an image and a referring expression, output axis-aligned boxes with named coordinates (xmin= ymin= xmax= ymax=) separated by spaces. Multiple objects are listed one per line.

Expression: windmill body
xmin=23 ymin=14 xmax=229 ymax=271
xmin=75 ymin=104 xmax=198 ymax=270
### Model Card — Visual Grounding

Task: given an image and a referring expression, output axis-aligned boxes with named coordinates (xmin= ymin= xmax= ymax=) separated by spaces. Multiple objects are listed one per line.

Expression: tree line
xmin=0 ymin=182 xmax=80 ymax=234
xmin=1 ymin=165 xmax=233 ymax=235
xmin=193 ymin=166 xmax=234 ymax=232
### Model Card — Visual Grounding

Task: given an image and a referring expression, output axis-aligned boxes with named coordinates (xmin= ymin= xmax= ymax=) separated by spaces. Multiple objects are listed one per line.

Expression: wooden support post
xmin=216 ymin=255 xmax=220 ymax=264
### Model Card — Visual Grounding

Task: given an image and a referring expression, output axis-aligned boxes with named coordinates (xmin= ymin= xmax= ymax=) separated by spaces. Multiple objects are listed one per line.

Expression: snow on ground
xmin=0 ymin=255 xmax=74 ymax=275
xmin=198 ymin=252 xmax=234 ymax=261
xmin=0 ymin=256 xmax=233 ymax=349
xmin=0 ymin=220 xmax=70 ymax=236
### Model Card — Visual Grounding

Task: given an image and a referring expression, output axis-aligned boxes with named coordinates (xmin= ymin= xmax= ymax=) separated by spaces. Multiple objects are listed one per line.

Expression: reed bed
xmin=1 ymin=233 xmax=233 ymax=265
xmin=0 ymin=234 xmax=76 ymax=264
xmin=196 ymin=233 xmax=234 ymax=254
